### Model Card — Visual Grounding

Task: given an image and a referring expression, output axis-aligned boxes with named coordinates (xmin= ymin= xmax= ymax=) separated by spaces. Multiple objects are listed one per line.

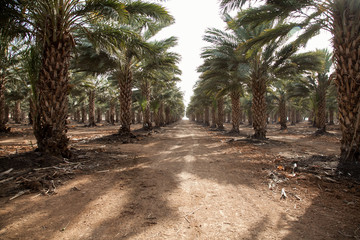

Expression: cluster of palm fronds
xmin=188 ymin=0 xmax=360 ymax=163
xmin=0 ymin=0 xmax=184 ymax=156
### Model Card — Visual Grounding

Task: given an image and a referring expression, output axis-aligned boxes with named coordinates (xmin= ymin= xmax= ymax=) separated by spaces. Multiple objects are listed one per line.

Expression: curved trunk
xmin=230 ymin=90 xmax=241 ymax=133
xmin=252 ymin=78 xmax=267 ymax=139
xmin=88 ymin=90 xmax=96 ymax=127
xmin=332 ymin=0 xmax=360 ymax=162
xmin=279 ymin=95 xmax=287 ymax=130
xmin=33 ymin=28 xmax=72 ymax=157
xmin=118 ymin=63 xmax=133 ymax=134
xmin=217 ymin=97 xmax=224 ymax=130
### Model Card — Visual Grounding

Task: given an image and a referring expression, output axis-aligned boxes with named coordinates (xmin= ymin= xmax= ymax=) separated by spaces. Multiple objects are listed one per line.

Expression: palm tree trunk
xmin=204 ymin=106 xmax=210 ymax=126
xmin=0 ymin=77 xmax=9 ymax=132
xmin=165 ymin=106 xmax=170 ymax=125
xmin=141 ymin=81 xmax=152 ymax=130
xmin=75 ymin=109 xmax=80 ymax=122
xmin=252 ymin=78 xmax=267 ymax=139
xmin=88 ymin=90 xmax=96 ymax=127
xmin=290 ymin=108 xmax=296 ymax=125
xmin=115 ymin=107 xmax=120 ymax=123
xmin=33 ymin=31 xmax=72 ymax=157
xmin=13 ymin=100 xmax=21 ymax=124
xmin=316 ymin=88 xmax=327 ymax=134
xmin=154 ymin=109 xmax=160 ymax=127
xmin=109 ymin=100 xmax=115 ymax=125
xmin=105 ymin=110 xmax=110 ymax=123
xmin=80 ymin=105 xmax=86 ymax=123
xmin=247 ymin=108 xmax=253 ymax=125
xmin=96 ymin=107 xmax=101 ymax=123
xmin=279 ymin=95 xmax=287 ymax=130
xmin=329 ymin=108 xmax=334 ymax=125
xmin=136 ymin=110 xmax=141 ymax=124
xmin=118 ymin=65 xmax=133 ymax=134
xmin=230 ymin=90 xmax=241 ymax=133
xmin=296 ymin=110 xmax=302 ymax=123
xmin=159 ymin=102 xmax=165 ymax=126
xmin=217 ymin=97 xmax=224 ymax=130
xmin=332 ymin=0 xmax=360 ymax=162
xmin=210 ymin=104 xmax=216 ymax=128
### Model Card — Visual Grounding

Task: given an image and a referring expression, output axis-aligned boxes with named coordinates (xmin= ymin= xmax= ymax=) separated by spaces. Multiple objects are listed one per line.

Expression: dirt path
xmin=1 ymin=120 xmax=359 ymax=239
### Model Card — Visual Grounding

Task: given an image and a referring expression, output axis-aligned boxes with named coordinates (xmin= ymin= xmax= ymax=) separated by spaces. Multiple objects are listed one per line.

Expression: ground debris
xmin=280 ymin=188 xmax=287 ymax=200
xmin=9 ymin=190 xmax=30 ymax=201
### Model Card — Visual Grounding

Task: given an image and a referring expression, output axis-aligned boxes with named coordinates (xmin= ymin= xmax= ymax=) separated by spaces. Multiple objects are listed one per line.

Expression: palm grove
xmin=0 ymin=0 xmax=184 ymax=157
xmin=187 ymin=0 xmax=360 ymax=165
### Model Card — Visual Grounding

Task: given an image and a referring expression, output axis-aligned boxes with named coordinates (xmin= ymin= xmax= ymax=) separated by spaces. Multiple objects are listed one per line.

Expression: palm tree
xmin=200 ymin=26 xmax=249 ymax=133
xmin=220 ymin=0 xmax=360 ymax=162
xmin=0 ymin=25 xmax=23 ymax=131
xmin=9 ymin=0 xmax=173 ymax=156
xmin=134 ymin=36 xmax=181 ymax=130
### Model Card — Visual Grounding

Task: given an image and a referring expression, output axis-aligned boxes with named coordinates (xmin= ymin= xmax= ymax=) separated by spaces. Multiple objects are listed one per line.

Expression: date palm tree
xmin=220 ymin=0 xmax=360 ymax=162
xmin=0 ymin=19 xmax=24 ymax=131
xmin=200 ymin=26 xmax=249 ymax=133
xmin=13 ymin=0 xmax=174 ymax=156
xmin=134 ymin=36 xmax=180 ymax=130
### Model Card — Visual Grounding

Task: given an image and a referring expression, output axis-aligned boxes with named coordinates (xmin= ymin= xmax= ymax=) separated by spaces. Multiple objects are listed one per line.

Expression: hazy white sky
xmin=153 ymin=0 xmax=332 ymax=107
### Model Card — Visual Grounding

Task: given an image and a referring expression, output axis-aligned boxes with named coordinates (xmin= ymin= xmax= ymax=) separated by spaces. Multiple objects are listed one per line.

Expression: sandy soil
xmin=0 ymin=120 xmax=359 ymax=239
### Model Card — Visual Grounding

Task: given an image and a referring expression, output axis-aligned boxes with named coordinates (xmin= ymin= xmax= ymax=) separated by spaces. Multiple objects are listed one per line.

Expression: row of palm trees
xmin=188 ymin=0 xmax=360 ymax=163
xmin=0 ymin=0 xmax=184 ymax=157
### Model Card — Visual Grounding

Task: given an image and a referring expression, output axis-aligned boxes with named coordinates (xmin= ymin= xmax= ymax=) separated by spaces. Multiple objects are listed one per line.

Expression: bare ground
xmin=0 ymin=120 xmax=360 ymax=239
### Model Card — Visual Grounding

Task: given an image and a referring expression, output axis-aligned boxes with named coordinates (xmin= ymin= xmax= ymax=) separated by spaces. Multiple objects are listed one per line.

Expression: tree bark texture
xmin=210 ymin=105 xmax=216 ymax=128
xmin=96 ymin=107 xmax=101 ymax=123
xmin=159 ymin=102 xmax=165 ymax=126
xmin=251 ymin=78 xmax=267 ymax=139
xmin=230 ymin=90 xmax=241 ymax=133
xmin=316 ymin=87 xmax=327 ymax=133
xmin=118 ymin=64 xmax=133 ymax=134
xmin=109 ymin=100 xmax=115 ymax=125
xmin=217 ymin=97 xmax=224 ymax=130
xmin=332 ymin=0 xmax=360 ymax=162
xmin=279 ymin=95 xmax=287 ymax=130
xmin=141 ymin=81 xmax=152 ymax=129
xmin=204 ymin=106 xmax=210 ymax=126
xmin=80 ymin=105 xmax=86 ymax=123
xmin=33 ymin=27 xmax=72 ymax=157
xmin=0 ymin=77 xmax=9 ymax=132
xmin=88 ymin=90 xmax=96 ymax=127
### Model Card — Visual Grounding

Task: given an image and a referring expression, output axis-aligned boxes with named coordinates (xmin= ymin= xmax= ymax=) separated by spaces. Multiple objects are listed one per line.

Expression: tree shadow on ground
xmin=1 ymin=120 xmax=359 ymax=240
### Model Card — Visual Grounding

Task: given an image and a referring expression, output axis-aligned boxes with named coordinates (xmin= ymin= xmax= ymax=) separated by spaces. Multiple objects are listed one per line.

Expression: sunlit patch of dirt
xmin=0 ymin=121 xmax=359 ymax=240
